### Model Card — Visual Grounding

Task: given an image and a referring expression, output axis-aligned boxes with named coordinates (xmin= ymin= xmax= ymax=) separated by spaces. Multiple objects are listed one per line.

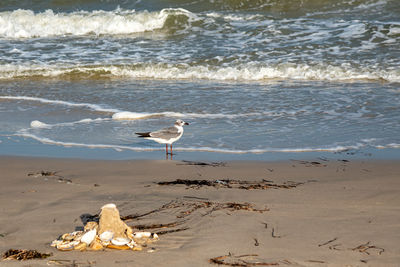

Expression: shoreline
xmin=1 ymin=156 xmax=400 ymax=266
xmin=1 ymin=136 xmax=399 ymax=162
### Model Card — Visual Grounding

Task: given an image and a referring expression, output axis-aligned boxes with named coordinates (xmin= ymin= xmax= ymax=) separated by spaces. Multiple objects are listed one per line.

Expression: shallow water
xmin=0 ymin=0 xmax=399 ymax=159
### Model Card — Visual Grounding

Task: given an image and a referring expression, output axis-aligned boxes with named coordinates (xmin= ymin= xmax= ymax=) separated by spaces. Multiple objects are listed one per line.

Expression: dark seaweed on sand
xmin=2 ymin=249 xmax=52 ymax=261
xmin=157 ymin=179 xmax=303 ymax=190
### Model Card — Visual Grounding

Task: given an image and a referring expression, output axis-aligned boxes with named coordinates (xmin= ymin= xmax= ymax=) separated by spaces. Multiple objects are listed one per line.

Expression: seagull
xmin=135 ymin=119 xmax=189 ymax=155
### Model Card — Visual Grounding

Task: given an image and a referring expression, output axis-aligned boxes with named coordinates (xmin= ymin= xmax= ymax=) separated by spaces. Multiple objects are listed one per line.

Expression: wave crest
xmin=0 ymin=8 xmax=194 ymax=38
xmin=1 ymin=62 xmax=399 ymax=82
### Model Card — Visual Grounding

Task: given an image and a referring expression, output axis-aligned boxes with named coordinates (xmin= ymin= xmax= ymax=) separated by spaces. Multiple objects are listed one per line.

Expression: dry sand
xmin=0 ymin=156 xmax=399 ymax=266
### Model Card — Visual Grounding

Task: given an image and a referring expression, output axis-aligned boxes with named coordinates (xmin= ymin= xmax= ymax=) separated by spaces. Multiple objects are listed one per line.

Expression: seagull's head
xmin=175 ymin=119 xmax=189 ymax=127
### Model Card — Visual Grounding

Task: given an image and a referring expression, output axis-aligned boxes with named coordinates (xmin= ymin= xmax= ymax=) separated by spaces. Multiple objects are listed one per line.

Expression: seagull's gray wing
xmin=150 ymin=126 xmax=180 ymax=139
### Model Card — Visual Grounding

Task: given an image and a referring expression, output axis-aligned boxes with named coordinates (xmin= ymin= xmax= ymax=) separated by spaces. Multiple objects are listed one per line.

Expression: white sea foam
xmin=29 ymin=118 xmax=108 ymax=129
xmin=30 ymin=120 xmax=50 ymax=128
xmin=16 ymin=130 xmax=367 ymax=154
xmin=2 ymin=95 xmax=267 ymax=121
xmin=16 ymin=132 xmax=157 ymax=151
xmin=0 ymin=96 xmax=118 ymax=113
xmin=206 ymin=12 xmax=263 ymax=22
xmin=376 ymin=143 xmax=400 ymax=149
xmin=0 ymin=8 xmax=193 ymax=38
xmin=112 ymin=111 xmax=184 ymax=120
xmin=177 ymin=144 xmax=365 ymax=154
xmin=388 ymin=25 xmax=400 ymax=36
xmin=338 ymin=23 xmax=366 ymax=39
xmin=108 ymin=63 xmax=400 ymax=82
xmin=1 ymin=62 xmax=398 ymax=82
xmin=111 ymin=111 xmax=260 ymax=120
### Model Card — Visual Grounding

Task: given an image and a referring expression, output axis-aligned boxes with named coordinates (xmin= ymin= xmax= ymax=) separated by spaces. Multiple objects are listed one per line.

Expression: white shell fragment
xmin=133 ymin=232 xmax=151 ymax=238
xmin=99 ymin=231 xmax=114 ymax=242
xmin=81 ymin=229 xmax=97 ymax=245
xmin=134 ymin=232 xmax=159 ymax=240
xmin=111 ymin=237 xmax=130 ymax=246
xmin=56 ymin=240 xmax=80 ymax=250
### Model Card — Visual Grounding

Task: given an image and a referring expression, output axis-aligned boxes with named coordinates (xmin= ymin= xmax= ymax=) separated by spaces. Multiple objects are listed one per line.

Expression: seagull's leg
xmin=170 ymin=144 xmax=173 ymax=155
xmin=166 ymin=144 xmax=168 ymax=155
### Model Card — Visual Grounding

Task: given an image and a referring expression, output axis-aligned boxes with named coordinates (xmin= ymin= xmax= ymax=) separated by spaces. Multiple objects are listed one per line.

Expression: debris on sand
xmin=209 ymin=253 xmax=279 ymax=266
xmin=2 ymin=249 xmax=52 ymax=261
xmin=157 ymin=179 xmax=303 ymax=190
xmin=51 ymin=204 xmax=158 ymax=252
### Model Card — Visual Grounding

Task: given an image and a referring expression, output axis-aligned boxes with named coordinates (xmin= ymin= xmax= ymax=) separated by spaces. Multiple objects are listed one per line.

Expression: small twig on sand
xmin=351 ymin=241 xmax=385 ymax=255
xmin=318 ymin=237 xmax=338 ymax=247
xmin=307 ymin=260 xmax=326 ymax=264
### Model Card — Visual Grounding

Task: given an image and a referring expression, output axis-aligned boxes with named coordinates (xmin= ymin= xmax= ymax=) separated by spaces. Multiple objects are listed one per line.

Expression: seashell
xmin=61 ymin=233 xmax=74 ymax=241
xmin=133 ymin=232 xmax=151 ymax=238
xmin=133 ymin=232 xmax=153 ymax=239
xmin=81 ymin=229 xmax=96 ymax=245
xmin=51 ymin=240 xmax=63 ymax=247
xmin=111 ymin=237 xmax=130 ymax=246
xmin=74 ymin=242 xmax=87 ymax=251
xmin=99 ymin=231 xmax=114 ymax=242
xmin=56 ymin=240 xmax=80 ymax=251
xmin=61 ymin=231 xmax=82 ymax=241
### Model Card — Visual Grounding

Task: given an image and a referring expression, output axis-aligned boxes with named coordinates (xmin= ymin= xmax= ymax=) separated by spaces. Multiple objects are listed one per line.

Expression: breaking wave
xmin=0 ymin=8 xmax=194 ymax=38
xmin=0 ymin=0 xmax=392 ymax=14
xmin=1 ymin=63 xmax=399 ymax=82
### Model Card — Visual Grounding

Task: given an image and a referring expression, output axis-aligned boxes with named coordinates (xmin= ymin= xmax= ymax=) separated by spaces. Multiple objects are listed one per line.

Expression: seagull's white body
xmin=145 ymin=125 xmax=184 ymax=144
xmin=135 ymin=120 xmax=189 ymax=154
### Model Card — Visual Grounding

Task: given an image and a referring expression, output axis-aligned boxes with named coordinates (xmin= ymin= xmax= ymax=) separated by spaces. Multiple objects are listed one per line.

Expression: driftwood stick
xmin=318 ymin=237 xmax=338 ymax=247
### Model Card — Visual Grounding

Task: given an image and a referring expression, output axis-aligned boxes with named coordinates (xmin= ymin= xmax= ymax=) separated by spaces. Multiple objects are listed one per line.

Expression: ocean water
xmin=0 ymin=0 xmax=399 ymax=160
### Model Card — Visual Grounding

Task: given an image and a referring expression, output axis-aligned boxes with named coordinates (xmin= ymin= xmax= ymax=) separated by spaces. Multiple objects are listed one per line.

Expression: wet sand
xmin=0 ymin=156 xmax=399 ymax=266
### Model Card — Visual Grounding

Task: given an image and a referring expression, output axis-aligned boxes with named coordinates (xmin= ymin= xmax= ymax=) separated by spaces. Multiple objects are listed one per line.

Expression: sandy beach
xmin=0 ymin=156 xmax=399 ymax=266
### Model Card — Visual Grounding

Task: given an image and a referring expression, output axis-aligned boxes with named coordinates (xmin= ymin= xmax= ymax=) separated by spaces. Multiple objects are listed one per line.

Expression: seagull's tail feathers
xmin=135 ymin=132 xmax=151 ymax=138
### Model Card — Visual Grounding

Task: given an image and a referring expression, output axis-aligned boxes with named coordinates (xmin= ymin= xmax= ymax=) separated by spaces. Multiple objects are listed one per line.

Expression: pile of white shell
xmin=51 ymin=203 xmax=159 ymax=251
